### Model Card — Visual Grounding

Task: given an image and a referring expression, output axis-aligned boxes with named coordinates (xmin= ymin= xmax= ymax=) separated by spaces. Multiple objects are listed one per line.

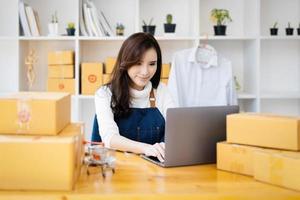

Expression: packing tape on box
xmin=270 ymin=154 xmax=284 ymax=185
xmin=16 ymin=98 xmax=32 ymax=134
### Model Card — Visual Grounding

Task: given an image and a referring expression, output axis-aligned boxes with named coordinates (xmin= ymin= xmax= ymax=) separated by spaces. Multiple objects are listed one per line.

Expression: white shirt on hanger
xmin=168 ymin=45 xmax=238 ymax=107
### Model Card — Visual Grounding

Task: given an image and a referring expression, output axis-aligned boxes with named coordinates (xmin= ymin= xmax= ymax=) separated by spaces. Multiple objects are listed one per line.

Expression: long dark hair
xmin=107 ymin=32 xmax=162 ymax=119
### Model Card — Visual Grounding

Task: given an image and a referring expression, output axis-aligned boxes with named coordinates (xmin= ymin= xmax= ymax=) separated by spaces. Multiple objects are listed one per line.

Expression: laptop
xmin=141 ymin=105 xmax=239 ymax=167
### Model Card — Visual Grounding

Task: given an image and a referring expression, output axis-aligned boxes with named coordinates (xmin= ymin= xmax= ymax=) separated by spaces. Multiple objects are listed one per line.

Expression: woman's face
xmin=127 ymin=48 xmax=157 ymax=90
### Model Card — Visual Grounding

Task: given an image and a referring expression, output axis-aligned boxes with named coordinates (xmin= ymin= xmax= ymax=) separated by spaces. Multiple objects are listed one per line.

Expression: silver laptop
xmin=141 ymin=105 xmax=239 ymax=167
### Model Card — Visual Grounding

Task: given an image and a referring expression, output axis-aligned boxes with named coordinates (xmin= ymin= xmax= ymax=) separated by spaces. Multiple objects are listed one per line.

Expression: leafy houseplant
xmin=286 ymin=22 xmax=294 ymax=35
xmin=142 ymin=18 xmax=156 ymax=36
xmin=66 ymin=22 xmax=75 ymax=36
xmin=270 ymin=22 xmax=278 ymax=36
xmin=116 ymin=23 xmax=125 ymax=36
xmin=210 ymin=9 xmax=232 ymax=36
xmin=297 ymin=23 xmax=300 ymax=35
xmin=164 ymin=14 xmax=176 ymax=34
xmin=48 ymin=11 xmax=59 ymax=36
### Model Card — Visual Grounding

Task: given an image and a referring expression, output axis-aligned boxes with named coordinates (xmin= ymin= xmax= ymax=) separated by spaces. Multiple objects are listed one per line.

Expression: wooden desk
xmin=1 ymin=152 xmax=300 ymax=200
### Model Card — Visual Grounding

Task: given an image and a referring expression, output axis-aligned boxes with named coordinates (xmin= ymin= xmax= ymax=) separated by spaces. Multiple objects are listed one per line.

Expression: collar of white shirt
xmin=187 ymin=45 xmax=218 ymax=69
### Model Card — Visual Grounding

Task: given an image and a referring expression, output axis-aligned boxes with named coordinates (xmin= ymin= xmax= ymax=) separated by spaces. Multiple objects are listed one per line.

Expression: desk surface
xmin=1 ymin=152 xmax=300 ymax=200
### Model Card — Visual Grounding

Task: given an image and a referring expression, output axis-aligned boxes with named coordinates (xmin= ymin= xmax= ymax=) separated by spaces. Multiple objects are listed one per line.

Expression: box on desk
xmin=104 ymin=57 xmax=116 ymax=74
xmin=0 ymin=92 xmax=70 ymax=135
xmin=0 ymin=123 xmax=84 ymax=191
xmin=217 ymin=142 xmax=269 ymax=176
xmin=47 ymin=78 xmax=75 ymax=95
xmin=254 ymin=149 xmax=300 ymax=191
xmin=48 ymin=51 xmax=74 ymax=65
xmin=81 ymin=63 xmax=103 ymax=95
xmin=227 ymin=113 xmax=300 ymax=150
xmin=48 ymin=65 xmax=74 ymax=78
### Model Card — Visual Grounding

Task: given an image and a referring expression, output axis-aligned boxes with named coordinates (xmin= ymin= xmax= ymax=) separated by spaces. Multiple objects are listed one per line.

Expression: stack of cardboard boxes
xmin=217 ymin=113 xmax=300 ymax=191
xmin=0 ymin=92 xmax=84 ymax=191
xmin=47 ymin=51 xmax=75 ymax=95
xmin=103 ymin=57 xmax=116 ymax=84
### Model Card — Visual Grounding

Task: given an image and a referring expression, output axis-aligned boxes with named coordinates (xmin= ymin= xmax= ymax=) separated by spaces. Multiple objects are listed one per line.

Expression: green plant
xmin=166 ymin=14 xmax=173 ymax=24
xmin=51 ymin=11 xmax=58 ymax=23
xmin=210 ymin=9 xmax=232 ymax=26
xmin=272 ymin=22 xmax=278 ymax=29
xmin=287 ymin=22 xmax=292 ymax=28
xmin=142 ymin=18 xmax=154 ymax=26
xmin=67 ymin=22 xmax=75 ymax=29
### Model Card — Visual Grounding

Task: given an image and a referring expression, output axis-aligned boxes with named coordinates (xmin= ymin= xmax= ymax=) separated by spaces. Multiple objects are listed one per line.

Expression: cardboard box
xmin=0 ymin=92 xmax=70 ymax=135
xmin=161 ymin=63 xmax=171 ymax=78
xmin=104 ymin=57 xmax=116 ymax=74
xmin=217 ymin=142 xmax=261 ymax=176
xmin=254 ymin=150 xmax=300 ymax=191
xmin=161 ymin=78 xmax=168 ymax=85
xmin=103 ymin=74 xmax=111 ymax=85
xmin=81 ymin=63 xmax=103 ymax=95
xmin=0 ymin=123 xmax=84 ymax=191
xmin=48 ymin=65 xmax=74 ymax=78
xmin=47 ymin=78 xmax=75 ymax=95
xmin=48 ymin=51 xmax=74 ymax=65
xmin=227 ymin=113 xmax=300 ymax=150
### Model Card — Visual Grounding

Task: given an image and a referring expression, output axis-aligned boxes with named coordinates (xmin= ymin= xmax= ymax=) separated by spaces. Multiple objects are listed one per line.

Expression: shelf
xmin=260 ymin=36 xmax=300 ymax=40
xmin=237 ymin=93 xmax=256 ymax=99
xmin=0 ymin=36 xmax=18 ymax=40
xmin=260 ymin=92 xmax=300 ymax=99
xmin=19 ymin=36 xmax=76 ymax=41
xmin=198 ymin=35 xmax=257 ymax=40
xmin=77 ymin=95 xmax=94 ymax=100
xmin=79 ymin=36 xmax=127 ymax=41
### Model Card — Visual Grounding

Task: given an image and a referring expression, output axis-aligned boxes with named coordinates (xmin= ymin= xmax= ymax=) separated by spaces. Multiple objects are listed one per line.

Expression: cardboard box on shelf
xmin=47 ymin=78 xmax=75 ymax=95
xmin=227 ymin=113 xmax=300 ymax=150
xmin=0 ymin=92 xmax=70 ymax=135
xmin=48 ymin=65 xmax=74 ymax=78
xmin=103 ymin=74 xmax=111 ymax=85
xmin=0 ymin=123 xmax=84 ymax=191
xmin=104 ymin=57 xmax=116 ymax=74
xmin=161 ymin=63 xmax=171 ymax=78
xmin=48 ymin=51 xmax=74 ymax=65
xmin=81 ymin=63 xmax=103 ymax=95
xmin=160 ymin=78 xmax=168 ymax=85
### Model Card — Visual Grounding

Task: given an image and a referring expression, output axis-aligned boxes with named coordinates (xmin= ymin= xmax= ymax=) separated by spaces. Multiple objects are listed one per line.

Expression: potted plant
xmin=142 ymin=18 xmax=156 ymax=36
xmin=297 ymin=23 xmax=300 ymax=35
xmin=270 ymin=22 xmax=278 ymax=36
xmin=116 ymin=23 xmax=125 ymax=36
xmin=286 ymin=22 xmax=294 ymax=35
xmin=164 ymin=14 xmax=176 ymax=35
xmin=210 ymin=9 xmax=232 ymax=36
xmin=66 ymin=22 xmax=75 ymax=36
xmin=48 ymin=11 xmax=59 ymax=36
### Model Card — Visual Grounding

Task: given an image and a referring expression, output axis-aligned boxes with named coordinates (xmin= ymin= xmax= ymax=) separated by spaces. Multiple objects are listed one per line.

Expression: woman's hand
xmin=143 ymin=142 xmax=165 ymax=162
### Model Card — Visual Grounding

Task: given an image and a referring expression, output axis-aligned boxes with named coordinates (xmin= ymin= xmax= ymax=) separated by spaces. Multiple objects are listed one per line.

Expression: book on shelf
xmin=81 ymin=0 xmax=115 ymax=37
xmin=19 ymin=1 xmax=31 ymax=36
xmin=25 ymin=6 xmax=40 ymax=37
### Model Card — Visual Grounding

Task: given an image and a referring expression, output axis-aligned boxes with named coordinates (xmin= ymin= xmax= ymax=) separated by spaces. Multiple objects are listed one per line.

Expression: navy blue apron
xmin=91 ymin=88 xmax=165 ymax=144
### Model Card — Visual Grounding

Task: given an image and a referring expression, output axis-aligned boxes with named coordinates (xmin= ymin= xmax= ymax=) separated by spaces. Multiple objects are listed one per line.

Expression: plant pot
xmin=286 ymin=28 xmax=294 ymax=35
xmin=66 ymin=28 xmax=75 ymax=36
xmin=297 ymin=28 xmax=300 ymax=35
xmin=48 ymin=23 xmax=58 ymax=36
xmin=214 ymin=25 xmax=227 ymax=36
xmin=142 ymin=25 xmax=156 ymax=36
xmin=116 ymin=29 xmax=124 ymax=36
xmin=164 ymin=24 xmax=176 ymax=33
xmin=270 ymin=28 xmax=278 ymax=36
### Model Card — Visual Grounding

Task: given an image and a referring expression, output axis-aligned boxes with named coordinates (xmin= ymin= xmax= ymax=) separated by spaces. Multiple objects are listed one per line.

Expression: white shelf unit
xmin=1 ymin=0 xmax=300 ymax=139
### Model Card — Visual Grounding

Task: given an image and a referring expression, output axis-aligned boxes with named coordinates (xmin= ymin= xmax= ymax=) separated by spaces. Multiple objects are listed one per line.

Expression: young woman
xmin=93 ymin=32 xmax=176 ymax=162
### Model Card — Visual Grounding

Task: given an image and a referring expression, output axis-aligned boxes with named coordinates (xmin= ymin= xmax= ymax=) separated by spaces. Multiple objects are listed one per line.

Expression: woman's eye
xmin=137 ymin=62 xmax=142 ymax=66
xmin=150 ymin=63 xmax=156 ymax=66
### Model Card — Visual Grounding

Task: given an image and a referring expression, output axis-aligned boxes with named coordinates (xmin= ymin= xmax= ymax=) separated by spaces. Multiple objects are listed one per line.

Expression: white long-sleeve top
xmin=168 ymin=46 xmax=238 ymax=107
xmin=94 ymin=82 xmax=176 ymax=148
